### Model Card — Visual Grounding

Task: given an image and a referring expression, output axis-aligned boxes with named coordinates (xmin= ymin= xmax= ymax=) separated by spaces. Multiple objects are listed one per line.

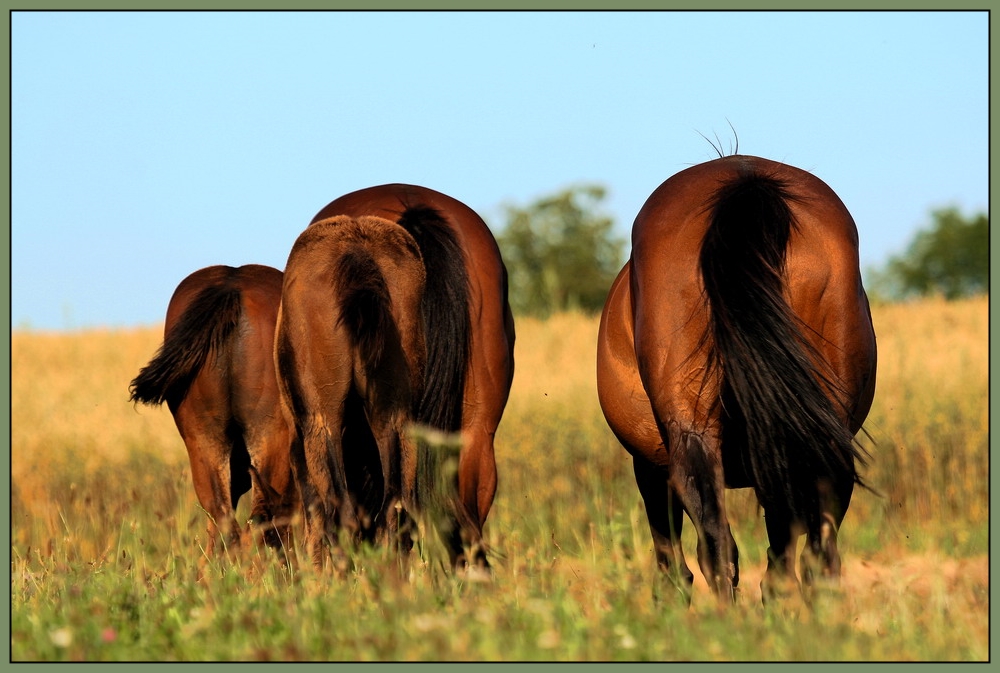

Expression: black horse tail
xmin=699 ymin=170 xmax=865 ymax=526
xmin=129 ymin=281 xmax=242 ymax=409
xmin=335 ymin=247 xmax=394 ymax=370
xmin=396 ymin=205 xmax=471 ymax=433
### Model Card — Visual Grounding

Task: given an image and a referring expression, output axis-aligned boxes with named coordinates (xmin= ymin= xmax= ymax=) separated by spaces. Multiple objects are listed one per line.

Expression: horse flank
xmin=699 ymin=170 xmax=865 ymax=526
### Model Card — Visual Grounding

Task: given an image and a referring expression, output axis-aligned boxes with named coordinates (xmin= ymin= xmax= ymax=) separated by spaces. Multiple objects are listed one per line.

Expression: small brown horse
xmin=307 ymin=185 xmax=516 ymax=568
xmin=129 ymin=264 xmax=297 ymax=558
xmin=597 ymin=155 xmax=877 ymax=604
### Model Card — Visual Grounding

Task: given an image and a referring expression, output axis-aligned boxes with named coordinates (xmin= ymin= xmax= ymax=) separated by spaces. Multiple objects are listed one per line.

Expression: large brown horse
xmin=305 ymin=184 xmax=515 ymax=568
xmin=129 ymin=264 xmax=297 ymax=558
xmin=597 ymin=155 xmax=877 ymax=604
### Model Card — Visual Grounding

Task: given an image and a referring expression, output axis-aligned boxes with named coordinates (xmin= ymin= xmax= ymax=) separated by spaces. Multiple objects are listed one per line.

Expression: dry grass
xmin=10 ymin=297 xmax=989 ymax=660
xmin=852 ymin=296 xmax=989 ymax=554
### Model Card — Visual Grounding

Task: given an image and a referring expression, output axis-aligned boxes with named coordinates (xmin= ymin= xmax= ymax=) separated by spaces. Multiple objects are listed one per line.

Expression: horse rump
xmin=700 ymin=169 xmax=866 ymax=525
xmin=129 ymin=279 xmax=242 ymax=409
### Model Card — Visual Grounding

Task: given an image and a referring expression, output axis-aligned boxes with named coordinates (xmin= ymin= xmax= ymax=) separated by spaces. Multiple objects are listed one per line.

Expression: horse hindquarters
xmin=699 ymin=164 xmax=868 ymax=597
xmin=277 ymin=216 xmax=426 ymax=566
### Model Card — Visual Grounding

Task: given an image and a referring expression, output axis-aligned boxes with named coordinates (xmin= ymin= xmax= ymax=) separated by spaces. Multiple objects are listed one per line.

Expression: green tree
xmin=868 ymin=207 xmax=988 ymax=301
xmin=496 ymin=185 xmax=625 ymax=317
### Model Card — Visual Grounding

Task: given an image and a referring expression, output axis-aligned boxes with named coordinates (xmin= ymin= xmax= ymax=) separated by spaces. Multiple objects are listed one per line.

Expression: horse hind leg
xmin=325 ymin=425 xmax=364 ymax=549
xmin=297 ymin=421 xmax=359 ymax=574
xmin=632 ymin=455 xmax=695 ymax=604
xmin=802 ymin=513 xmax=841 ymax=583
xmin=667 ymin=427 xmax=739 ymax=603
xmin=247 ymin=463 xmax=294 ymax=555
xmin=181 ymin=432 xmax=244 ymax=561
xmin=760 ymin=478 xmax=852 ymax=606
xmin=368 ymin=415 xmax=409 ymax=553
xmin=242 ymin=412 xmax=298 ymax=556
xmin=761 ymin=505 xmax=800 ymax=604
xmin=285 ymin=430 xmax=334 ymax=570
xmin=800 ymin=477 xmax=854 ymax=600
xmin=453 ymin=428 xmax=497 ymax=570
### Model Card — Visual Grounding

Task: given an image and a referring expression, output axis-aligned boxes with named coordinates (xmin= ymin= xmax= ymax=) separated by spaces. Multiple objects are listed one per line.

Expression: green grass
xmin=10 ymin=531 xmax=987 ymax=661
xmin=9 ymin=299 xmax=989 ymax=661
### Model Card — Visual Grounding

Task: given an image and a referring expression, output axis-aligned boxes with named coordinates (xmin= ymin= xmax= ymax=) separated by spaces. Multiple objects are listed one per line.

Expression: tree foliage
xmin=868 ymin=207 xmax=988 ymax=302
xmin=496 ymin=185 xmax=625 ymax=317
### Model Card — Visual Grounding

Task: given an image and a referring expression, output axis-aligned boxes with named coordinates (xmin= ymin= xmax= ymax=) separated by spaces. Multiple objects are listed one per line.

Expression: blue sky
xmin=12 ymin=11 xmax=988 ymax=330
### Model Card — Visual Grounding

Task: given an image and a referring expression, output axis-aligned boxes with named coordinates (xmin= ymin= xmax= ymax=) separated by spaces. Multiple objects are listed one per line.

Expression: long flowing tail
xmin=396 ymin=205 xmax=471 ymax=433
xmin=129 ymin=283 xmax=242 ymax=408
xmin=699 ymin=170 xmax=865 ymax=525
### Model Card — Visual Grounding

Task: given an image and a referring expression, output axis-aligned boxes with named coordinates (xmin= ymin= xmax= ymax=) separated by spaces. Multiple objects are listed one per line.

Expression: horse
xmin=305 ymin=184 xmax=515 ymax=568
xmin=597 ymin=155 xmax=877 ymax=604
xmin=129 ymin=264 xmax=298 ymax=559
xmin=275 ymin=215 xmax=432 ymax=567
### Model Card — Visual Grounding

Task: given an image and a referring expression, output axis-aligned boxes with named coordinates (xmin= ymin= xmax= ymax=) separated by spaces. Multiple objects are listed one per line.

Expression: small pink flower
xmin=101 ymin=628 xmax=117 ymax=644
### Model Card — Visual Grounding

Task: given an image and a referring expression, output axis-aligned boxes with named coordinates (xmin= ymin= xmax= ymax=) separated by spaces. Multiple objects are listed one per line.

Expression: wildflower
xmin=49 ymin=627 xmax=73 ymax=648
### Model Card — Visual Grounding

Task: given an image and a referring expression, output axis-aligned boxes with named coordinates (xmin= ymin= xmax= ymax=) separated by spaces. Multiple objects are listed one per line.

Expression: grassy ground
xmin=9 ymin=297 xmax=989 ymax=661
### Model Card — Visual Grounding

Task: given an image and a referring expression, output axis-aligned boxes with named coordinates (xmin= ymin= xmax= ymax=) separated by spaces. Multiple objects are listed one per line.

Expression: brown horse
xmin=276 ymin=215 xmax=428 ymax=566
xmin=129 ymin=264 xmax=297 ymax=558
xmin=597 ymin=155 xmax=877 ymax=604
xmin=307 ymin=184 xmax=515 ymax=568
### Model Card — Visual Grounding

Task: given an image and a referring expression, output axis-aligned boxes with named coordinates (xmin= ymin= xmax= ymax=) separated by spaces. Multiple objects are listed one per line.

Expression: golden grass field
xmin=10 ymin=296 xmax=989 ymax=661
